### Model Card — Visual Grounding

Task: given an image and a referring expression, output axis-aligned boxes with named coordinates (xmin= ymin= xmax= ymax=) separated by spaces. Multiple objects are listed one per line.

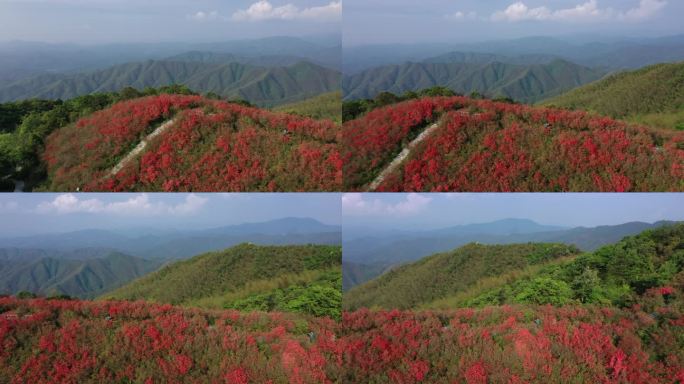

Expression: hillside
xmin=3 ymin=289 xmax=683 ymax=383
xmin=342 ymin=96 xmax=684 ymax=191
xmin=429 ymin=223 xmax=684 ymax=310
xmin=343 ymin=243 xmax=579 ymax=310
xmin=346 ymin=224 xmax=684 ymax=313
xmin=342 ymin=60 xmax=605 ymax=103
xmin=0 ymin=60 xmax=341 ymax=107
xmin=342 ymin=220 xmax=675 ymax=286
xmin=275 ymin=92 xmax=342 ymax=123
xmin=42 ymin=94 xmax=342 ymax=191
xmin=105 ymin=244 xmax=341 ymax=318
xmin=544 ymin=62 xmax=684 ymax=130
xmin=0 ymin=250 xmax=161 ymax=298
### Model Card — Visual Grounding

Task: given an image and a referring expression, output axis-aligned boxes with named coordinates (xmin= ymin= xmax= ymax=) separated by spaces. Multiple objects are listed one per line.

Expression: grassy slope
xmin=104 ymin=244 xmax=342 ymax=317
xmin=274 ymin=91 xmax=342 ymax=123
xmin=543 ymin=62 xmax=684 ymax=130
xmin=343 ymin=243 xmax=580 ymax=310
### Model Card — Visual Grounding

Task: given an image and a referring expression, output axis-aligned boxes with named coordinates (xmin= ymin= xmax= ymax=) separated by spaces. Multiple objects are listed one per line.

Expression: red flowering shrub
xmin=43 ymin=95 xmax=341 ymax=191
xmin=2 ymin=295 xmax=683 ymax=383
xmin=343 ymin=96 xmax=684 ymax=191
xmin=341 ymin=97 xmax=465 ymax=189
xmin=337 ymin=303 xmax=684 ymax=383
xmin=0 ymin=297 xmax=339 ymax=384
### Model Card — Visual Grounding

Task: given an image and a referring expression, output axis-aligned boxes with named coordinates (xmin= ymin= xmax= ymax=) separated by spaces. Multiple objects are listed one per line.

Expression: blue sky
xmin=343 ymin=0 xmax=683 ymax=46
xmin=0 ymin=193 xmax=341 ymax=236
xmin=342 ymin=193 xmax=684 ymax=230
xmin=0 ymin=0 xmax=341 ymax=43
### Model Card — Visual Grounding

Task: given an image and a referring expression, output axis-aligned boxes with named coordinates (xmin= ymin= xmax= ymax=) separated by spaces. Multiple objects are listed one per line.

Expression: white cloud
xmin=491 ymin=0 xmax=666 ymax=22
xmin=342 ymin=193 xmax=432 ymax=216
xmin=446 ymin=10 xmax=477 ymax=20
xmin=232 ymin=1 xmax=341 ymax=22
xmin=188 ymin=10 xmax=224 ymax=22
xmin=620 ymin=0 xmax=667 ymax=21
xmin=36 ymin=193 xmax=207 ymax=216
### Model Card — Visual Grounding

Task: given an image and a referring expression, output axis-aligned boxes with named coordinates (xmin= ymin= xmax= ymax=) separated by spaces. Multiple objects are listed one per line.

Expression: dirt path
xmin=367 ymin=122 xmax=441 ymax=191
xmin=108 ymin=118 xmax=177 ymax=176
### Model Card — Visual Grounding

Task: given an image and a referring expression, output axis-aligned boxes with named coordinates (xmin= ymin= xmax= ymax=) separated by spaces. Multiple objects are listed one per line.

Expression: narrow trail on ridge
xmin=108 ymin=117 xmax=177 ymax=177
xmin=367 ymin=121 xmax=442 ymax=191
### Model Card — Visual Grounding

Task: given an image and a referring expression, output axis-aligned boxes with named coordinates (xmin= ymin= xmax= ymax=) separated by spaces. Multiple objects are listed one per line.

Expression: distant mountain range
xmin=0 ymin=36 xmax=341 ymax=82
xmin=342 ymin=59 xmax=606 ymax=102
xmin=341 ymin=35 xmax=684 ymax=103
xmin=342 ymin=35 xmax=684 ymax=74
xmin=0 ymin=217 xmax=341 ymax=260
xmin=343 ymin=219 xmax=677 ymax=290
xmin=0 ymin=60 xmax=341 ymax=107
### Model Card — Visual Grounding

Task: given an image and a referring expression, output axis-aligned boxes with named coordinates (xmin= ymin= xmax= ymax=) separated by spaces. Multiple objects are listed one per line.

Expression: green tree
xmin=373 ymin=92 xmax=402 ymax=108
xmin=16 ymin=291 xmax=37 ymax=299
xmin=514 ymin=277 xmax=574 ymax=306
xmin=118 ymin=87 xmax=143 ymax=101
xmin=571 ymin=267 xmax=602 ymax=303
xmin=419 ymin=86 xmax=456 ymax=97
xmin=285 ymin=285 xmax=341 ymax=319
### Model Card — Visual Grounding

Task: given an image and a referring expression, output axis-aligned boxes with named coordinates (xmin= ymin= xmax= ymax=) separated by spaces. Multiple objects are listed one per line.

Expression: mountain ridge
xmin=0 ymin=60 xmax=341 ymax=107
xmin=0 ymin=251 xmax=162 ymax=298
xmin=342 ymin=59 xmax=605 ymax=103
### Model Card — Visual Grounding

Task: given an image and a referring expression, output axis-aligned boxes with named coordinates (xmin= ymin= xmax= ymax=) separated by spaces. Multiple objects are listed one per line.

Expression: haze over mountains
xmin=342 ymin=35 xmax=684 ymax=74
xmin=0 ymin=217 xmax=341 ymax=298
xmin=0 ymin=36 xmax=341 ymax=79
xmin=343 ymin=219 xmax=678 ymax=290
xmin=0 ymin=217 xmax=340 ymax=259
